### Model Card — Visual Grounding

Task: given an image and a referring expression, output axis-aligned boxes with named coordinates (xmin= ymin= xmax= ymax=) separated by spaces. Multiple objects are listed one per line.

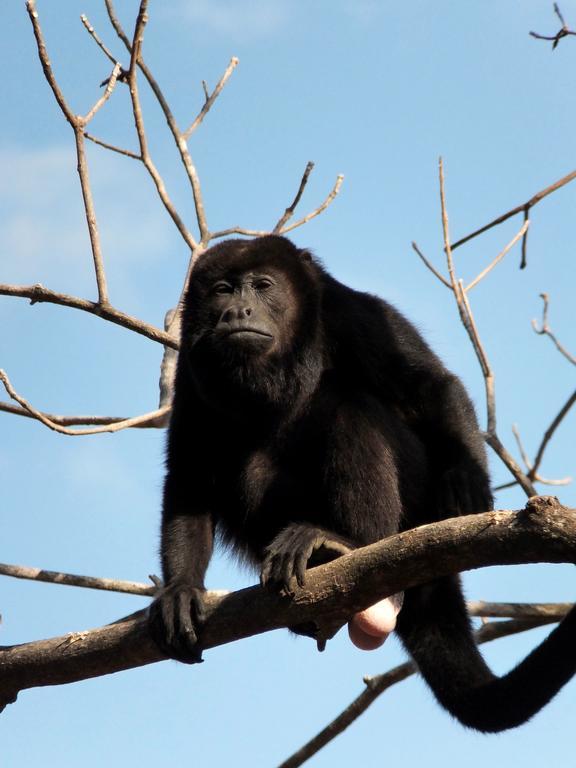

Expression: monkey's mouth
xmin=224 ymin=328 xmax=273 ymax=339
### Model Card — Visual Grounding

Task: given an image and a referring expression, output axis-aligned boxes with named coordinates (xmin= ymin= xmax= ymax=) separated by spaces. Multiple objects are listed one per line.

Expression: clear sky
xmin=1 ymin=2 xmax=575 ymax=767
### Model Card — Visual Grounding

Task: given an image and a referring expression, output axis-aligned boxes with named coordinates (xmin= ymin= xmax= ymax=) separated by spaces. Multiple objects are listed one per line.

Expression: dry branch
xmin=0 ymin=371 xmax=169 ymax=436
xmin=183 ymin=57 xmax=239 ymax=139
xmin=0 ymin=402 xmax=167 ymax=430
xmin=532 ymin=293 xmax=576 ymax=366
xmin=449 ymin=167 xmax=576 ymax=260
xmin=1 ymin=497 xmax=575 ymax=712
xmin=0 ymin=283 xmax=177 ymax=348
xmin=27 ymin=0 xmax=113 ymax=305
xmin=0 ymin=564 xmax=156 ymax=597
xmin=530 ymin=4 xmax=576 ymax=49
xmin=435 ymin=159 xmax=537 ymax=496
xmin=277 ymin=617 xmax=560 ymax=768
xmin=3 ymin=561 xmax=570 ymax=621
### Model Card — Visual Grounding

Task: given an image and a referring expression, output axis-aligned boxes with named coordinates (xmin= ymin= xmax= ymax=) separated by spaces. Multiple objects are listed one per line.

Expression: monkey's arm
xmin=148 ymin=472 xmax=214 ymax=664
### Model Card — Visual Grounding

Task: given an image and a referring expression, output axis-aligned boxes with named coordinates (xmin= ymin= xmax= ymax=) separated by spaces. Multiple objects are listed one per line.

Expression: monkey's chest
xmin=215 ymin=436 xmax=327 ymax=553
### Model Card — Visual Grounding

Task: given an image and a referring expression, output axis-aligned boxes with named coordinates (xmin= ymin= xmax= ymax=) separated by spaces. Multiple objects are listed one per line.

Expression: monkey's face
xmin=188 ymin=265 xmax=300 ymax=366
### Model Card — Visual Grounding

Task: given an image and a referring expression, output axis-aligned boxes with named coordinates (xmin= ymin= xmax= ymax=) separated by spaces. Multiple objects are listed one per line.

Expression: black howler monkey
xmin=149 ymin=235 xmax=576 ymax=732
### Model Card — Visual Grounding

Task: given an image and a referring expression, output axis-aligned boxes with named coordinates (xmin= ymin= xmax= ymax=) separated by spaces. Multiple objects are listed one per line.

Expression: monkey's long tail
xmin=396 ymin=576 xmax=576 ymax=733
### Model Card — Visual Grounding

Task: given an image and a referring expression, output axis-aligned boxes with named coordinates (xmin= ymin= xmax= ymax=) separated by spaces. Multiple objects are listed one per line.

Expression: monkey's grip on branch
xmin=0 ymin=497 xmax=575 ymax=712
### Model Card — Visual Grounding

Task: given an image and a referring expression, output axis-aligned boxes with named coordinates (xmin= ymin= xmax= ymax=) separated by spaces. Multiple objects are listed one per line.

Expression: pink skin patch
xmin=348 ymin=597 xmax=401 ymax=651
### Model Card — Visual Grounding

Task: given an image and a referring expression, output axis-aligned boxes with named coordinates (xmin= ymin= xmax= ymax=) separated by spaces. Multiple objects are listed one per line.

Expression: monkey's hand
xmin=260 ymin=523 xmax=353 ymax=595
xmin=148 ymin=581 xmax=206 ymax=664
xmin=439 ymin=461 xmax=493 ymax=518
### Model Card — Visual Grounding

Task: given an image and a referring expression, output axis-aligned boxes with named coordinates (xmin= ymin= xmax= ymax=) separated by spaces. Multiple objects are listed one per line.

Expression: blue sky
xmin=1 ymin=2 xmax=575 ymax=766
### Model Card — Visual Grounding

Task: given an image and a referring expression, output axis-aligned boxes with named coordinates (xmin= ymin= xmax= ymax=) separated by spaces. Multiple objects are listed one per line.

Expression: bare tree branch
xmin=279 ymin=174 xmax=344 ymax=235
xmin=104 ymin=0 xmax=209 ymax=244
xmin=81 ymin=13 xmax=122 ymax=68
xmin=532 ymin=293 xmax=576 ymax=365
xmin=436 ymin=159 xmax=537 ymax=496
xmin=465 ymin=219 xmax=530 ymax=291
xmin=1 ymin=497 xmax=575 ymax=712
xmin=4 ymin=559 xmax=571 ymax=622
xmin=84 ymin=132 xmax=140 ymax=160
xmin=530 ymin=4 xmax=576 ymax=49
xmin=210 ymin=225 xmax=271 ymax=240
xmin=277 ymin=616 xmax=560 ymax=768
xmin=0 ymin=402 xmax=168 ymax=429
xmin=449 ymin=168 xmax=576 ymax=257
xmin=0 ymin=370 xmax=170 ymax=436
xmin=411 ymin=242 xmax=451 ymax=288
xmin=183 ymin=57 xmax=240 ymax=139
xmin=273 ymin=161 xmax=315 ymax=233
xmin=467 ymin=600 xmax=571 ymax=620
xmin=0 ymin=564 xmax=157 ymax=597
xmin=0 ymin=283 xmax=177 ymax=348
xmin=531 ymin=389 xmax=576 ymax=475
xmin=27 ymin=0 xmax=115 ymax=305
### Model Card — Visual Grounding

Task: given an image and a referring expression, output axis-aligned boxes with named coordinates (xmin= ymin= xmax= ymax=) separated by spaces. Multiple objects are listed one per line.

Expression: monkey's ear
xmin=299 ymin=249 xmax=313 ymax=263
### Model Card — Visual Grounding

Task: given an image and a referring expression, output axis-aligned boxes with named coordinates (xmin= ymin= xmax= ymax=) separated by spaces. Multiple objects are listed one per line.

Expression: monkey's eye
xmin=254 ymin=278 xmax=273 ymax=291
xmin=212 ymin=282 xmax=233 ymax=295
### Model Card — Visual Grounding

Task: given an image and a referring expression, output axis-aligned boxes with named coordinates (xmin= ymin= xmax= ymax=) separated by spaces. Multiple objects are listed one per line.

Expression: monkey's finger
xmin=260 ymin=552 xmax=280 ymax=586
xmin=295 ymin=540 xmax=318 ymax=587
xmin=177 ymin=591 xmax=198 ymax=644
xmin=159 ymin=595 xmax=176 ymax=645
xmin=191 ymin=590 xmax=207 ymax=624
xmin=280 ymin=552 xmax=299 ymax=594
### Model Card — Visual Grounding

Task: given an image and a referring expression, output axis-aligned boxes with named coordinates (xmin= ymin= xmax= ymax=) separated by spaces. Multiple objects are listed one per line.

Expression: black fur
xmin=149 ymin=235 xmax=576 ymax=731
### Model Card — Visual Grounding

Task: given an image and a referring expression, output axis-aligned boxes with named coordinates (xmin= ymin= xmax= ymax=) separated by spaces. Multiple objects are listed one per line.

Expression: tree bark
xmin=1 ymin=496 xmax=574 ymax=711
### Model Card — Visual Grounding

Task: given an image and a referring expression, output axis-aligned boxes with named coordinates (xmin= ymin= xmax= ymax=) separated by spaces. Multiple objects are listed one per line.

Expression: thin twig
xmin=26 ymin=1 xmax=75 ymax=123
xmin=512 ymin=423 xmax=533 ymax=470
xmin=209 ymin=174 xmax=344 ymax=242
xmin=0 ymin=283 xmax=177 ymax=348
xmin=437 ymin=159 xmax=536 ymax=497
xmin=0 ymin=370 xmax=170 ymax=436
xmin=530 ymin=3 xmax=576 ymax=48
xmin=0 ymin=401 xmax=169 ymax=429
xmin=273 ymin=161 xmax=315 ymax=233
xmin=450 ymin=168 xmax=576 ymax=252
xmin=532 ymin=388 xmax=576 ymax=476
xmin=484 ymin=432 xmax=537 ymax=496
xmin=183 ymin=57 xmax=239 ymax=139
xmin=279 ymin=175 xmax=344 ymax=234
xmin=277 ymin=617 xmax=558 ymax=768
xmin=27 ymin=0 xmax=112 ymax=306
xmin=0 ymin=402 xmax=169 ymax=429
xmin=467 ymin=601 xmax=572 ymax=619
xmin=411 ymin=241 xmax=451 ymax=288
xmin=105 ymin=0 xmax=208 ymax=244
xmin=532 ymin=293 xmax=576 ymax=365
xmin=210 ymin=226 xmax=271 ymax=240
xmin=465 ymin=219 xmax=530 ymax=291
xmin=83 ymin=62 xmax=122 ymax=123
xmin=0 ymin=563 xmax=156 ymax=596
xmin=80 ymin=14 xmax=120 ymax=67
xmin=84 ymin=132 xmax=140 ymax=160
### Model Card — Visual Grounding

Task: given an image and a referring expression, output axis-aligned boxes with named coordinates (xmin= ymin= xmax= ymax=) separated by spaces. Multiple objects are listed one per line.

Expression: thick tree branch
xmin=1 ymin=497 xmax=575 ymax=712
